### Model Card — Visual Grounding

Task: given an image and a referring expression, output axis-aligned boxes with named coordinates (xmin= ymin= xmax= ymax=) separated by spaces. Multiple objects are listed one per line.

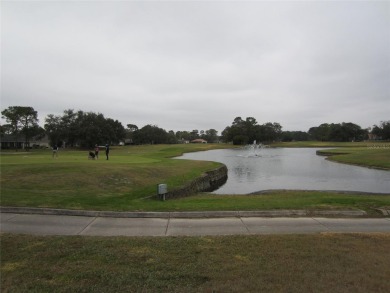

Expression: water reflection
xmin=176 ymin=148 xmax=390 ymax=194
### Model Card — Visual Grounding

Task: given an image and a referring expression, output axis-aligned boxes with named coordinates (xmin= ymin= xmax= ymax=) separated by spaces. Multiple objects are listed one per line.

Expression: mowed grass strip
xmin=1 ymin=233 xmax=390 ymax=293
xmin=153 ymin=191 xmax=390 ymax=215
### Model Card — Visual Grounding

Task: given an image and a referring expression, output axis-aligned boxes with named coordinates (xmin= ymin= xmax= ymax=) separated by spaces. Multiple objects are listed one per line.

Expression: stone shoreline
xmin=161 ymin=165 xmax=228 ymax=200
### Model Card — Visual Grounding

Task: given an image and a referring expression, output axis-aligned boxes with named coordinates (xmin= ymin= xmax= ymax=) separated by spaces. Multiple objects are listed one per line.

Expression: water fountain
xmin=243 ymin=140 xmax=264 ymax=158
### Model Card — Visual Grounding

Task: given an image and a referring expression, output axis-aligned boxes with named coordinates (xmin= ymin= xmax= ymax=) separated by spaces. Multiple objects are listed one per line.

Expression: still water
xmin=176 ymin=148 xmax=390 ymax=194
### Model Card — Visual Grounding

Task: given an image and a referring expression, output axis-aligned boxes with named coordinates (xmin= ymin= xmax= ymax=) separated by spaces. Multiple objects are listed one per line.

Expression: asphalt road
xmin=1 ymin=212 xmax=390 ymax=236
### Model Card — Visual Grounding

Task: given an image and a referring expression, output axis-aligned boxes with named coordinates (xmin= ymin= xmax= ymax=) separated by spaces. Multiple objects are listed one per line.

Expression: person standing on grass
xmin=52 ymin=144 xmax=58 ymax=158
xmin=94 ymin=144 xmax=99 ymax=159
xmin=105 ymin=144 xmax=110 ymax=160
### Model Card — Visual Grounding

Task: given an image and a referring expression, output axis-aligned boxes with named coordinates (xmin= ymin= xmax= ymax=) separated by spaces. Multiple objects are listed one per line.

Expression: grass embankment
xmin=271 ymin=141 xmax=382 ymax=148
xmin=2 ymin=233 xmax=390 ymax=292
xmin=317 ymin=147 xmax=390 ymax=170
xmin=1 ymin=143 xmax=389 ymax=213
xmin=273 ymin=141 xmax=390 ymax=170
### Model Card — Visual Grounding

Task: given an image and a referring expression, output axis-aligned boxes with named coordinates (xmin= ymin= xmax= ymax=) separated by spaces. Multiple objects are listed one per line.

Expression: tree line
xmin=1 ymin=106 xmax=389 ymax=148
xmin=221 ymin=117 xmax=282 ymax=144
xmin=284 ymin=121 xmax=389 ymax=142
xmin=0 ymin=106 xmax=219 ymax=148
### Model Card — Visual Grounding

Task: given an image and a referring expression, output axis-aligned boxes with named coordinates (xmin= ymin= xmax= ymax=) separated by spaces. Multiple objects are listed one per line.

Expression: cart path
xmin=1 ymin=212 xmax=389 ymax=236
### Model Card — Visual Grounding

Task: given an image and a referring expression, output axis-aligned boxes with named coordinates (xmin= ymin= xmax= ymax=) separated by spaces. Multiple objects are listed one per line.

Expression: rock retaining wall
xmin=160 ymin=165 xmax=228 ymax=200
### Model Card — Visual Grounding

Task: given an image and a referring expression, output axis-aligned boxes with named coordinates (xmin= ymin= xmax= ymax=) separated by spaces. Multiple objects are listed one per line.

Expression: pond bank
xmin=162 ymin=165 xmax=228 ymax=200
xmin=316 ymin=149 xmax=390 ymax=171
xmin=177 ymin=148 xmax=390 ymax=194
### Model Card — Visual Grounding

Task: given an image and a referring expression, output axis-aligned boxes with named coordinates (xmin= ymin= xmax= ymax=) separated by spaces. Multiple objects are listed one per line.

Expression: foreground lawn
xmin=2 ymin=233 xmax=389 ymax=293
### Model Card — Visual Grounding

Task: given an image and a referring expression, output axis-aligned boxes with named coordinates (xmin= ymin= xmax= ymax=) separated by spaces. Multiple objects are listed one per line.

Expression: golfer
xmin=52 ymin=145 xmax=58 ymax=158
xmin=105 ymin=144 xmax=110 ymax=160
xmin=94 ymin=144 xmax=99 ymax=159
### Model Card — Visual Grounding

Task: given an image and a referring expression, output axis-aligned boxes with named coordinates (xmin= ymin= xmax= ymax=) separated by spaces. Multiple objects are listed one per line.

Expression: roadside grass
xmin=2 ymin=233 xmax=390 ymax=293
xmin=149 ymin=191 xmax=390 ymax=216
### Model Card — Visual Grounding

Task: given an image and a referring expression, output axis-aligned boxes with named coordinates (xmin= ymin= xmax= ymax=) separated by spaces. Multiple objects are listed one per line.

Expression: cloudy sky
xmin=1 ymin=0 xmax=389 ymax=133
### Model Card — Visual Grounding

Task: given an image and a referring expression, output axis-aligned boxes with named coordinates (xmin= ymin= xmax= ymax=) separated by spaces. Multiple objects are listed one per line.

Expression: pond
xmin=176 ymin=148 xmax=390 ymax=194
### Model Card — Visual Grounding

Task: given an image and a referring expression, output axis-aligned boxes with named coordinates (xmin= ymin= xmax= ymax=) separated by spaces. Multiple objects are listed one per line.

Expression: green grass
xmin=2 ymin=233 xmax=390 ymax=292
xmin=270 ymin=140 xmax=389 ymax=148
xmin=317 ymin=147 xmax=390 ymax=170
xmin=2 ymin=144 xmax=389 ymax=292
xmin=1 ymin=144 xmax=389 ymax=212
xmin=151 ymin=191 xmax=390 ymax=215
xmin=273 ymin=141 xmax=390 ymax=169
xmin=0 ymin=144 xmax=231 ymax=210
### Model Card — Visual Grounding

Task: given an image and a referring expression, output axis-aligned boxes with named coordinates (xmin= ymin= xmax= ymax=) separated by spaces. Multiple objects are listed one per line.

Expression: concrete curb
xmin=0 ymin=206 xmax=368 ymax=218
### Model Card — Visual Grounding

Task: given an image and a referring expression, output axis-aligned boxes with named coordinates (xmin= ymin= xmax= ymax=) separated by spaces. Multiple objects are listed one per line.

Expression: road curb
xmin=0 ymin=206 xmax=368 ymax=218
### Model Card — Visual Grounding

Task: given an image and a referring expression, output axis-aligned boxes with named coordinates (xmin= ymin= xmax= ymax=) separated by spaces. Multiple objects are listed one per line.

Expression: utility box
xmin=157 ymin=184 xmax=168 ymax=200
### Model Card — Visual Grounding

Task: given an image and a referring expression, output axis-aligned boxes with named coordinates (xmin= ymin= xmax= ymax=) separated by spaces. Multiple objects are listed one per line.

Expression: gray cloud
xmin=1 ymin=1 xmax=389 ymax=133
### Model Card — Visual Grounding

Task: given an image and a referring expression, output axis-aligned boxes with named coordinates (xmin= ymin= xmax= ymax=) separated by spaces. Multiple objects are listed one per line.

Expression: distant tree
xmin=372 ymin=121 xmax=390 ymax=140
xmin=190 ymin=130 xmax=199 ymax=141
xmin=133 ymin=125 xmax=169 ymax=144
xmin=70 ymin=111 xmax=103 ymax=147
xmin=309 ymin=122 xmax=366 ymax=142
xmin=281 ymin=131 xmax=310 ymax=142
xmin=244 ymin=117 xmax=259 ymax=143
xmin=44 ymin=114 xmax=63 ymax=146
xmin=0 ymin=124 xmax=13 ymax=136
xmin=44 ymin=110 xmax=83 ymax=147
xmin=176 ymin=130 xmax=191 ymax=142
xmin=308 ymin=123 xmax=331 ymax=141
xmin=258 ymin=122 xmax=282 ymax=142
xmin=125 ymin=124 xmax=138 ymax=144
xmin=1 ymin=106 xmax=40 ymax=149
xmin=60 ymin=109 xmax=79 ymax=147
xmin=167 ymin=130 xmax=178 ymax=144
xmin=221 ymin=117 xmax=282 ymax=144
xmin=30 ymin=124 xmax=46 ymax=138
xmin=203 ymin=129 xmax=219 ymax=143
xmin=45 ymin=109 xmax=126 ymax=147
xmin=73 ymin=112 xmax=125 ymax=147
xmin=126 ymin=124 xmax=138 ymax=132
xmin=328 ymin=122 xmax=366 ymax=142
xmin=371 ymin=125 xmax=382 ymax=138
xmin=232 ymin=134 xmax=249 ymax=145
xmin=107 ymin=118 xmax=126 ymax=144
xmin=221 ymin=116 xmax=255 ymax=144
xmin=382 ymin=121 xmax=390 ymax=139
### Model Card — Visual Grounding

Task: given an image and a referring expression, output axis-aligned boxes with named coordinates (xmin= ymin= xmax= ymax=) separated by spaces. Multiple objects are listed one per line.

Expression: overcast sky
xmin=1 ymin=0 xmax=389 ymax=133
